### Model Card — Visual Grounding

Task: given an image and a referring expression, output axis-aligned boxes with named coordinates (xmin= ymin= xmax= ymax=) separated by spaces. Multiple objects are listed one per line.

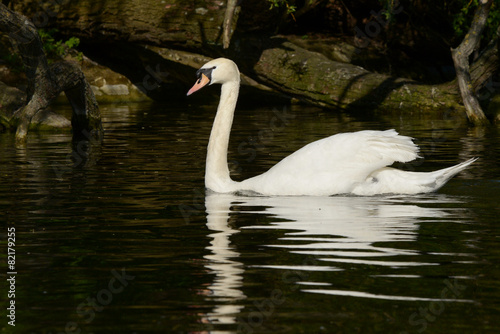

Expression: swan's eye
xmin=196 ymin=66 xmax=216 ymax=83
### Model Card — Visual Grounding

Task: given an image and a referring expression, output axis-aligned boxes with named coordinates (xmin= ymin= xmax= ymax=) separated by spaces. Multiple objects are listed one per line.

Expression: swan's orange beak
xmin=187 ymin=73 xmax=211 ymax=96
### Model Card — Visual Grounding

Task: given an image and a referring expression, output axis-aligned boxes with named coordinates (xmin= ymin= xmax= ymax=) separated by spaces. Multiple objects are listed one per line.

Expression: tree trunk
xmin=450 ymin=0 xmax=492 ymax=126
xmin=469 ymin=25 xmax=500 ymax=93
xmin=0 ymin=3 xmax=102 ymax=142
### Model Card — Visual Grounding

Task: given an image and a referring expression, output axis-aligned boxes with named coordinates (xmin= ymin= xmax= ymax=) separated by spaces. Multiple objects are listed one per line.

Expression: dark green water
xmin=1 ymin=101 xmax=499 ymax=333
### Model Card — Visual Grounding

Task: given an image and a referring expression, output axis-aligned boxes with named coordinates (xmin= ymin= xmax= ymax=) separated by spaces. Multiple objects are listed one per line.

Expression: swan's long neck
xmin=205 ymin=80 xmax=240 ymax=192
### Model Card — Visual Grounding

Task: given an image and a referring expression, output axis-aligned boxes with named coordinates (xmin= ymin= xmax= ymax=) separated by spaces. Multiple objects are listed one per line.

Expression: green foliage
xmin=378 ymin=0 xmax=399 ymax=23
xmin=452 ymin=0 xmax=500 ymax=41
xmin=267 ymin=0 xmax=296 ymax=15
xmin=38 ymin=28 xmax=83 ymax=62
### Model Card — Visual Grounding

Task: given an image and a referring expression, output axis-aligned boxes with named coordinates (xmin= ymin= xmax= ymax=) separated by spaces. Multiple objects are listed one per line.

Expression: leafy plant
xmin=378 ymin=0 xmax=399 ymax=23
xmin=38 ymin=28 xmax=83 ymax=62
xmin=267 ymin=0 xmax=297 ymax=16
xmin=452 ymin=0 xmax=500 ymax=42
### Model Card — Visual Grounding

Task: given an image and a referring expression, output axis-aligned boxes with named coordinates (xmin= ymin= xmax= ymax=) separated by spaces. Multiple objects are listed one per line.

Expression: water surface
xmin=1 ymin=101 xmax=499 ymax=333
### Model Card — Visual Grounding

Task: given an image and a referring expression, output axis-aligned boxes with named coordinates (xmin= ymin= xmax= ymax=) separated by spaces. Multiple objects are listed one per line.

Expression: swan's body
xmin=187 ymin=58 xmax=476 ymax=196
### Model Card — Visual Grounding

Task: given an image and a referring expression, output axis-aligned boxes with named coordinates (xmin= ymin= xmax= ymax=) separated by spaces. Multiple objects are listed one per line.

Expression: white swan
xmin=187 ymin=58 xmax=476 ymax=196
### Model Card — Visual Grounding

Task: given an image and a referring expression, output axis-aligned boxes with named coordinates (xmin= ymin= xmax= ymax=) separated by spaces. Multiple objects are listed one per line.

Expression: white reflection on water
xmin=303 ymin=289 xmax=473 ymax=302
xmin=202 ymin=192 xmax=473 ymax=326
xmin=242 ymin=196 xmax=434 ymax=258
xmin=203 ymin=193 xmax=246 ymax=325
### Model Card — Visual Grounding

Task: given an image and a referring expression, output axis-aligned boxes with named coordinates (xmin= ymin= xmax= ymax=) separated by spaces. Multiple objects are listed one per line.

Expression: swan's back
xmin=240 ymin=129 xmax=419 ymax=195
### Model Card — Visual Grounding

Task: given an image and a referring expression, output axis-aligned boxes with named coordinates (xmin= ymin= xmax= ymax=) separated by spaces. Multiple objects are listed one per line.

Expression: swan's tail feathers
xmin=353 ymin=157 xmax=477 ymax=196
xmin=429 ymin=157 xmax=478 ymax=190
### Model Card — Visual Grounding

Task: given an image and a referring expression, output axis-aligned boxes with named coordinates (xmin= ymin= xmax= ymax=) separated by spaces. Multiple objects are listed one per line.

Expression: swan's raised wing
xmin=239 ymin=129 xmax=419 ymax=195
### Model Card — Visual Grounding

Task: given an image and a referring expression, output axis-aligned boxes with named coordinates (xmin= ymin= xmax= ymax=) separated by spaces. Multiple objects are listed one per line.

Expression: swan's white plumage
xmin=239 ymin=130 xmax=420 ymax=195
xmin=188 ymin=58 xmax=476 ymax=196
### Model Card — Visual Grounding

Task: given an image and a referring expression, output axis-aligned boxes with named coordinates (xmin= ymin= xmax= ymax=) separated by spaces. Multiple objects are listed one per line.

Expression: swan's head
xmin=187 ymin=58 xmax=240 ymax=96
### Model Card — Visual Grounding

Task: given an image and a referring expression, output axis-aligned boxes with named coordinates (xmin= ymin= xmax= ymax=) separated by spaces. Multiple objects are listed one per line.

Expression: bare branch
xmin=222 ymin=0 xmax=239 ymax=49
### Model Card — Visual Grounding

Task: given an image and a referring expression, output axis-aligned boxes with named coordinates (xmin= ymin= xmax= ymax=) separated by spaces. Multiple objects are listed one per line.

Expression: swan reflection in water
xmin=201 ymin=192 xmax=471 ymax=326
xmin=202 ymin=193 xmax=246 ymax=325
